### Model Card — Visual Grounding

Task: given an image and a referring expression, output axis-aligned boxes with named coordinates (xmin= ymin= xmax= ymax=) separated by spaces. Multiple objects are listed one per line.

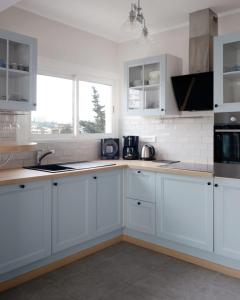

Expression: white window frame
xmin=31 ymin=69 xmax=117 ymax=142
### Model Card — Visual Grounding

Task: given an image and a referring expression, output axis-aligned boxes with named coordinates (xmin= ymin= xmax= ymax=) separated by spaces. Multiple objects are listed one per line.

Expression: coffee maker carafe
xmin=122 ymin=136 xmax=139 ymax=160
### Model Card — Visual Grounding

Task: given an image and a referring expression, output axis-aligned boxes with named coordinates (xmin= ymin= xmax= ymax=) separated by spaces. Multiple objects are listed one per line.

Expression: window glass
xmin=31 ymin=75 xmax=73 ymax=135
xmin=78 ymin=81 xmax=112 ymax=134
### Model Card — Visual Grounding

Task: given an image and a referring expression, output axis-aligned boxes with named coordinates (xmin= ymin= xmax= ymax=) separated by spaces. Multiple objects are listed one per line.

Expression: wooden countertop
xmin=0 ymin=142 xmax=37 ymax=153
xmin=0 ymin=160 xmax=213 ymax=186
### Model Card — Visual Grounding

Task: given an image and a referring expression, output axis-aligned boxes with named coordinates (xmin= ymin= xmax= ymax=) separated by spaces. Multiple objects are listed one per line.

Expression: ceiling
xmin=0 ymin=0 xmax=21 ymax=12
xmin=15 ymin=0 xmax=240 ymax=42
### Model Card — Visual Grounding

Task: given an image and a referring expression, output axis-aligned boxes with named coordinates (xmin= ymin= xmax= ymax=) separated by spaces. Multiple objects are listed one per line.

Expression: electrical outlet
xmin=140 ymin=136 xmax=156 ymax=143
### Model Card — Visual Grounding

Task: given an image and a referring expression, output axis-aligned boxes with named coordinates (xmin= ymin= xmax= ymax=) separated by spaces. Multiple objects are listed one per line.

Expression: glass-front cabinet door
xmin=125 ymin=54 xmax=182 ymax=116
xmin=214 ymin=33 xmax=240 ymax=112
xmin=143 ymin=62 xmax=160 ymax=111
xmin=0 ymin=38 xmax=7 ymax=105
xmin=126 ymin=59 xmax=162 ymax=115
xmin=128 ymin=65 xmax=143 ymax=111
xmin=0 ymin=30 xmax=37 ymax=112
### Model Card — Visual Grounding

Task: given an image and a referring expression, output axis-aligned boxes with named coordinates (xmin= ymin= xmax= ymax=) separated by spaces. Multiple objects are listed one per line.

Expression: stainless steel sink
xmin=25 ymin=164 xmax=75 ymax=173
xmin=24 ymin=161 xmax=116 ymax=173
xmin=60 ymin=161 xmax=116 ymax=170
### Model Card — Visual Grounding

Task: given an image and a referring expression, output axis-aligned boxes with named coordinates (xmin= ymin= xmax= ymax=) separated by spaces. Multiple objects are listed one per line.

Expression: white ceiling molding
xmin=218 ymin=7 xmax=240 ymax=17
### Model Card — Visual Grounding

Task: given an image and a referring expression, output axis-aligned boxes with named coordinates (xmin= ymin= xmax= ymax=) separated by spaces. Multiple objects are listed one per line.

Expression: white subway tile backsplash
xmin=121 ymin=116 xmax=214 ymax=164
xmin=0 ymin=109 xmax=213 ymax=169
xmin=0 ymin=139 xmax=101 ymax=170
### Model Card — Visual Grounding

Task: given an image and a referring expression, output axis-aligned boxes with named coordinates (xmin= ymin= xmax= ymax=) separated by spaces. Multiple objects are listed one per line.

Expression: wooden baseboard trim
xmin=0 ymin=236 xmax=122 ymax=293
xmin=122 ymin=235 xmax=240 ymax=280
xmin=2 ymin=234 xmax=240 ymax=293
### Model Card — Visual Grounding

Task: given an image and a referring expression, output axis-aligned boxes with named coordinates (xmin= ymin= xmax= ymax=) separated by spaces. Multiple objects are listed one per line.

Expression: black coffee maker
xmin=122 ymin=136 xmax=139 ymax=160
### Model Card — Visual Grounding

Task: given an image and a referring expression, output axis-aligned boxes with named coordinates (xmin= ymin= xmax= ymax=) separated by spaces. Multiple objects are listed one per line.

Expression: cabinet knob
xmin=137 ymin=170 xmax=141 ymax=174
xmin=93 ymin=176 xmax=97 ymax=179
xmin=53 ymin=182 xmax=58 ymax=186
xmin=19 ymin=184 xmax=25 ymax=189
xmin=214 ymin=183 xmax=218 ymax=187
xmin=137 ymin=202 xmax=141 ymax=206
xmin=214 ymin=104 xmax=218 ymax=108
xmin=207 ymin=182 xmax=211 ymax=185
xmin=161 ymin=108 xmax=164 ymax=112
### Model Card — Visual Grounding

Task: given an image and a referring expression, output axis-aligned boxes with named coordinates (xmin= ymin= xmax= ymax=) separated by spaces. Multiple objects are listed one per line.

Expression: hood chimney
xmin=189 ymin=8 xmax=218 ymax=73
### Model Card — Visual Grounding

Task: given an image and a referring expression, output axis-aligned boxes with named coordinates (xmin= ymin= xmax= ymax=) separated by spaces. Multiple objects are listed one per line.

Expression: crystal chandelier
xmin=126 ymin=0 xmax=148 ymax=37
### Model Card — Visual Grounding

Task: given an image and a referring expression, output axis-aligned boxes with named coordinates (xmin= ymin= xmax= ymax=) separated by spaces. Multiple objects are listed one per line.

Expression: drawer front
xmin=126 ymin=198 xmax=156 ymax=235
xmin=126 ymin=169 xmax=156 ymax=203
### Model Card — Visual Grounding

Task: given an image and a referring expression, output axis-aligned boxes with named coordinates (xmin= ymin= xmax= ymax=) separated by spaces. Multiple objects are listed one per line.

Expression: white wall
xmin=118 ymin=11 xmax=240 ymax=74
xmin=118 ymin=11 xmax=240 ymax=164
xmin=0 ymin=7 xmax=118 ymax=75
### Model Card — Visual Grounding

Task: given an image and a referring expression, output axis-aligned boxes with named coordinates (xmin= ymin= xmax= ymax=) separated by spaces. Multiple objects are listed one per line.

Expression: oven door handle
xmin=215 ymin=129 xmax=240 ymax=132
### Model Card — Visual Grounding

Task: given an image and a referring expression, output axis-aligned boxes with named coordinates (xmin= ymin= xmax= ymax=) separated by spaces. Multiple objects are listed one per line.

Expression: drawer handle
xmin=53 ymin=182 xmax=58 ymax=186
xmin=207 ymin=182 xmax=211 ymax=185
xmin=93 ymin=176 xmax=97 ymax=179
xmin=19 ymin=184 xmax=25 ymax=189
xmin=137 ymin=170 xmax=141 ymax=174
xmin=137 ymin=202 xmax=141 ymax=206
xmin=214 ymin=184 xmax=218 ymax=187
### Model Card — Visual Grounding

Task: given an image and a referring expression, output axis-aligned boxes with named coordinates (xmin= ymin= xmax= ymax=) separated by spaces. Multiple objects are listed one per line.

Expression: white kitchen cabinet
xmin=126 ymin=198 xmax=156 ymax=235
xmin=0 ymin=30 xmax=37 ymax=111
xmin=156 ymin=174 xmax=213 ymax=251
xmin=124 ymin=54 xmax=182 ymax=116
xmin=214 ymin=32 xmax=240 ymax=113
xmin=52 ymin=170 xmax=123 ymax=254
xmin=214 ymin=177 xmax=240 ymax=260
xmin=52 ymin=175 xmax=94 ymax=253
xmin=0 ymin=181 xmax=51 ymax=275
xmin=126 ymin=169 xmax=156 ymax=203
xmin=92 ymin=170 xmax=123 ymax=236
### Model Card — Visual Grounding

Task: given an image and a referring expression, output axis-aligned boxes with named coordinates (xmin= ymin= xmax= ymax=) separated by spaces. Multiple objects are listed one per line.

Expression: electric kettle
xmin=140 ymin=144 xmax=155 ymax=160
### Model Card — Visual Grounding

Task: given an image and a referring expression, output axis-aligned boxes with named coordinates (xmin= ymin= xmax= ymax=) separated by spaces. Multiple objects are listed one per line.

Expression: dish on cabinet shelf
xmin=8 ymin=68 xmax=29 ymax=77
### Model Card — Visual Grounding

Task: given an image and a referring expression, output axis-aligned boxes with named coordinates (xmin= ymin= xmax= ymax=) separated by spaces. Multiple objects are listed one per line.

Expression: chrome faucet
xmin=37 ymin=149 xmax=55 ymax=166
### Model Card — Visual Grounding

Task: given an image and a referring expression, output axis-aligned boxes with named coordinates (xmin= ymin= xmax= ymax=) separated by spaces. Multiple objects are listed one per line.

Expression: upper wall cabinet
xmin=0 ymin=30 xmax=37 ymax=112
xmin=214 ymin=33 xmax=240 ymax=113
xmin=124 ymin=54 xmax=182 ymax=116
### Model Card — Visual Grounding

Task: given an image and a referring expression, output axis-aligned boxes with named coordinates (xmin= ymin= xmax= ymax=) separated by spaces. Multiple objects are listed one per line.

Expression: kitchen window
xmin=31 ymin=74 xmax=114 ymax=138
xmin=32 ymin=75 xmax=74 ymax=136
xmin=78 ymin=81 xmax=112 ymax=134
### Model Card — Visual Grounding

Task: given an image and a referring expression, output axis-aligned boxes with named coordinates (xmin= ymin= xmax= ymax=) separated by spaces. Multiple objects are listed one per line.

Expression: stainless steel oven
xmin=214 ymin=112 xmax=240 ymax=179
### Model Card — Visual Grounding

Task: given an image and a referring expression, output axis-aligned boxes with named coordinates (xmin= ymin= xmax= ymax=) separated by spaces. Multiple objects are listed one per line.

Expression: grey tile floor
xmin=1 ymin=242 xmax=240 ymax=300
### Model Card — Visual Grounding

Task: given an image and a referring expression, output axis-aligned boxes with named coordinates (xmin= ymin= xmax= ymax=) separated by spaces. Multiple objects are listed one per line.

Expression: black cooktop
xmin=153 ymin=160 xmax=180 ymax=164
xmin=162 ymin=162 xmax=213 ymax=173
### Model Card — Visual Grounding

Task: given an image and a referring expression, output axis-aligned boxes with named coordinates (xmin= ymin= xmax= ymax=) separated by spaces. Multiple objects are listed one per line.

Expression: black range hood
xmin=171 ymin=72 xmax=213 ymax=111
xmin=171 ymin=9 xmax=218 ymax=111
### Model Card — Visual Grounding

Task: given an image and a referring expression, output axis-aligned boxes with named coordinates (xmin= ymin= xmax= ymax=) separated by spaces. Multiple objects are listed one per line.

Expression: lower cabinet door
xmin=95 ymin=170 xmax=123 ymax=236
xmin=0 ymin=181 xmax=51 ymax=275
xmin=126 ymin=198 xmax=156 ymax=235
xmin=52 ymin=175 xmax=91 ymax=253
xmin=156 ymin=174 xmax=213 ymax=251
xmin=214 ymin=177 xmax=240 ymax=260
